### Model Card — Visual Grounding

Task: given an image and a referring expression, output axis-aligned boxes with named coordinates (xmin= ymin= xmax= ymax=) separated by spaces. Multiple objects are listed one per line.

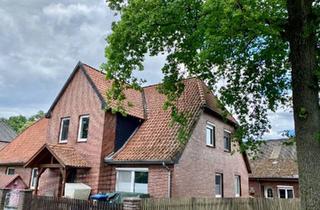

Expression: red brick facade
xmin=172 ymin=112 xmax=249 ymax=198
xmin=46 ymin=68 xmax=109 ymax=194
xmin=249 ymin=179 xmax=299 ymax=198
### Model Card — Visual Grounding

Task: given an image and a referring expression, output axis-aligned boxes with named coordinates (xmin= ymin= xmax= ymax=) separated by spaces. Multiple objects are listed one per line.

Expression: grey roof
xmin=0 ymin=120 xmax=17 ymax=143
xmin=253 ymin=139 xmax=297 ymax=160
xmin=249 ymin=139 xmax=298 ymax=179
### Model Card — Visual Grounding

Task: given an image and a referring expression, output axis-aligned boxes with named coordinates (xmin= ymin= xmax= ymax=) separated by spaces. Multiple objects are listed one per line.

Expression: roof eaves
xmin=105 ymin=159 xmax=175 ymax=165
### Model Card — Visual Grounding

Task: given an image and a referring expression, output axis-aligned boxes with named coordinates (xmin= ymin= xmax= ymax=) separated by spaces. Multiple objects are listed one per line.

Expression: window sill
xmin=77 ymin=139 xmax=87 ymax=143
xmin=206 ymin=145 xmax=215 ymax=148
xmin=224 ymin=149 xmax=231 ymax=153
xmin=58 ymin=141 xmax=68 ymax=144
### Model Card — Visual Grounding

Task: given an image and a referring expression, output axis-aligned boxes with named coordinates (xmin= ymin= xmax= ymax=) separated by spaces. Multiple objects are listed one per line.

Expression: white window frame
xmin=215 ymin=173 xmax=223 ymax=198
xmin=277 ymin=186 xmax=294 ymax=199
xmin=234 ymin=175 xmax=241 ymax=197
xmin=59 ymin=117 xmax=70 ymax=143
xmin=116 ymin=168 xmax=148 ymax=193
xmin=206 ymin=122 xmax=215 ymax=147
xmin=77 ymin=115 xmax=90 ymax=142
xmin=223 ymin=129 xmax=232 ymax=152
xmin=6 ymin=167 xmax=15 ymax=175
xmin=30 ymin=168 xmax=38 ymax=189
xmin=264 ymin=187 xmax=274 ymax=198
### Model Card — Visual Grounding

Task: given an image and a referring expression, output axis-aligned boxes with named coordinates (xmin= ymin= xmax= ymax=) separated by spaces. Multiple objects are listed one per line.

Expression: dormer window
xmin=206 ymin=123 xmax=215 ymax=147
xmin=78 ymin=115 xmax=89 ymax=142
xmin=59 ymin=117 xmax=70 ymax=143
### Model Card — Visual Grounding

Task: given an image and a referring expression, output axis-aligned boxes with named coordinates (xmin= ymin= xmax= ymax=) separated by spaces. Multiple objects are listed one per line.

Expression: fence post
xmin=0 ymin=189 xmax=10 ymax=209
xmin=17 ymin=189 xmax=33 ymax=210
xmin=123 ymin=197 xmax=142 ymax=210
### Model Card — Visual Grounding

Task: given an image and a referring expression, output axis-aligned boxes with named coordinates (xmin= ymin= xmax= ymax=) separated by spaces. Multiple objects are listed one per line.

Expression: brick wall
xmin=249 ymin=179 xmax=299 ymax=198
xmin=148 ymin=165 xmax=172 ymax=198
xmin=46 ymin=68 xmax=109 ymax=194
xmin=172 ymin=112 xmax=249 ymax=198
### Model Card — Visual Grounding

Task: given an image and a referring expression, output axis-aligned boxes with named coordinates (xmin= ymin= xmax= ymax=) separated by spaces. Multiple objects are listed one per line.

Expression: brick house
xmin=0 ymin=120 xmax=17 ymax=150
xmin=0 ymin=62 xmax=251 ymax=198
xmin=249 ymin=139 xmax=299 ymax=199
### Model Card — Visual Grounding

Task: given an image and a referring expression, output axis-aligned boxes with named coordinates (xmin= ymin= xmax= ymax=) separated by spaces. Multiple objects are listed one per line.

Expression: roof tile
xmin=0 ymin=118 xmax=48 ymax=165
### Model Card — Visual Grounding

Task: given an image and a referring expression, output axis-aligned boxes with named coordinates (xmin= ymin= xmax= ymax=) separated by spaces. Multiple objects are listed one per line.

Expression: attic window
xmin=59 ymin=117 xmax=70 ymax=143
xmin=6 ymin=167 xmax=15 ymax=175
xmin=78 ymin=115 xmax=90 ymax=142
xmin=224 ymin=130 xmax=231 ymax=152
xmin=206 ymin=123 xmax=215 ymax=147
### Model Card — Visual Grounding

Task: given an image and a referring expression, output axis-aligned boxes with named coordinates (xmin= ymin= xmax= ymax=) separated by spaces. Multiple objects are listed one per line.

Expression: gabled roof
xmin=107 ymin=78 xmax=242 ymax=164
xmin=0 ymin=120 xmax=17 ymax=143
xmin=46 ymin=62 xmax=145 ymax=119
xmin=0 ymin=174 xmax=27 ymax=189
xmin=249 ymin=139 xmax=298 ymax=179
xmin=25 ymin=144 xmax=90 ymax=168
xmin=0 ymin=118 xmax=48 ymax=165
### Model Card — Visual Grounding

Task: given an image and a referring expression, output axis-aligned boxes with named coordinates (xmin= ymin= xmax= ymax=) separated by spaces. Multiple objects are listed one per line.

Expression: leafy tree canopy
xmin=102 ymin=0 xmax=307 ymax=149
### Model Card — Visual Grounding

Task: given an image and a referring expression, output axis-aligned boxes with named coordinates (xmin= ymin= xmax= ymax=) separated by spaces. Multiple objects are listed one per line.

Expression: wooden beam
xmin=59 ymin=167 xmax=67 ymax=197
xmin=34 ymin=168 xmax=46 ymax=196
xmin=38 ymin=164 xmax=63 ymax=168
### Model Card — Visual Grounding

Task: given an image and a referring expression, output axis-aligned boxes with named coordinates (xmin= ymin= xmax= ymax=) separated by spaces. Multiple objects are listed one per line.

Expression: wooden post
xmin=34 ymin=168 xmax=46 ymax=196
xmin=59 ymin=167 xmax=67 ymax=197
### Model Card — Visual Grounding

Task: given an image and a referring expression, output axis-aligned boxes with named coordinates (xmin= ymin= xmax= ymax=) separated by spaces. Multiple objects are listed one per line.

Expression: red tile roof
xmin=109 ymin=78 xmax=236 ymax=162
xmin=25 ymin=144 xmax=90 ymax=168
xmin=48 ymin=144 xmax=90 ymax=168
xmin=82 ymin=64 xmax=145 ymax=119
xmin=0 ymin=118 xmax=48 ymax=165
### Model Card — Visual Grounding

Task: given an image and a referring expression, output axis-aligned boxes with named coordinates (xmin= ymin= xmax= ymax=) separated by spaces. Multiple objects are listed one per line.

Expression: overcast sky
xmin=0 ymin=0 xmax=293 ymax=139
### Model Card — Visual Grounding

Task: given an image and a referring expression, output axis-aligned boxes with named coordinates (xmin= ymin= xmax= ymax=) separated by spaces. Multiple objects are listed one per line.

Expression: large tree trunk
xmin=287 ymin=0 xmax=320 ymax=209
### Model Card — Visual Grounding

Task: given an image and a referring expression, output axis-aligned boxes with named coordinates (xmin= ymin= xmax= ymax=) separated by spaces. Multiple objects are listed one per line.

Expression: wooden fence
xmin=29 ymin=196 xmax=123 ymax=210
xmin=141 ymin=198 xmax=300 ymax=210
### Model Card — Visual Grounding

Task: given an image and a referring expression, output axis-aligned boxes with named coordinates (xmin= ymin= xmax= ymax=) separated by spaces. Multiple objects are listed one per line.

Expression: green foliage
xmin=102 ymin=0 xmax=317 ymax=149
xmin=1 ymin=111 xmax=45 ymax=134
xmin=2 ymin=115 xmax=27 ymax=133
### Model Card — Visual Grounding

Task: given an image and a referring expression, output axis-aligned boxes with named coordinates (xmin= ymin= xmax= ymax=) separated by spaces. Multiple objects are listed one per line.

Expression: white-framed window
xmin=6 ymin=167 xmax=15 ymax=175
xmin=30 ymin=168 xmax=38 ymax=189
xmin=59 ymin=117 xmax=70 ymax=143
xmin=277 ymin=186 xmax=294 ymax=199
xmin=206 ymin=123 xmax=215 ymax=147
xmin=265 ymin=187 xmax=274 ymax=198
xmin=116 ymin=168 xmax=148 ymax=194
xmin=235 ymin=175 xmax=241 ymax=197
xmin=77 ymin=115 xmax=90 ymax=142
xmin=223 ymin=130 xmax=231 ymax=152
xmin=215 ymin=173 xmax=223 ymax=198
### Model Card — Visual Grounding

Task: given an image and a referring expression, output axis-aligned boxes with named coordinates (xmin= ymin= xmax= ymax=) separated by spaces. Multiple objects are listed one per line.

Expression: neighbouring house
xmin=0 ymin=174 xmax=28 ymax=190
xmin=0 ymin=62 xmax=251 ymax=198
xmin=0 ymin=118 xmax=48 ymax=191
xmin=0 ymin=120 xmax=17 ymax=150
xmin=249 ymin=139 xmax=298 ymax=199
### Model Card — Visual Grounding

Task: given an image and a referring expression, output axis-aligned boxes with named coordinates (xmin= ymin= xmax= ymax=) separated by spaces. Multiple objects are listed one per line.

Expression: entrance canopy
xmin=25 ymin=144 xmax=90 ymax=169
xmin=24 ymin=144 xmax=90 ymax=196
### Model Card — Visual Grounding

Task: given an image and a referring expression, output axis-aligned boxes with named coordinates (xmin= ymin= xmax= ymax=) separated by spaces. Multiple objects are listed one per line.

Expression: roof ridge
xmin=81 ymin=62 xmax=106 ymax=75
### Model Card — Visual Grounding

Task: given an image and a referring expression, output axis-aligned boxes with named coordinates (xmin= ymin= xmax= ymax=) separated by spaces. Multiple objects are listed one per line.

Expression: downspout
xmin=162 ymin=162 xmax=171 ymax=198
